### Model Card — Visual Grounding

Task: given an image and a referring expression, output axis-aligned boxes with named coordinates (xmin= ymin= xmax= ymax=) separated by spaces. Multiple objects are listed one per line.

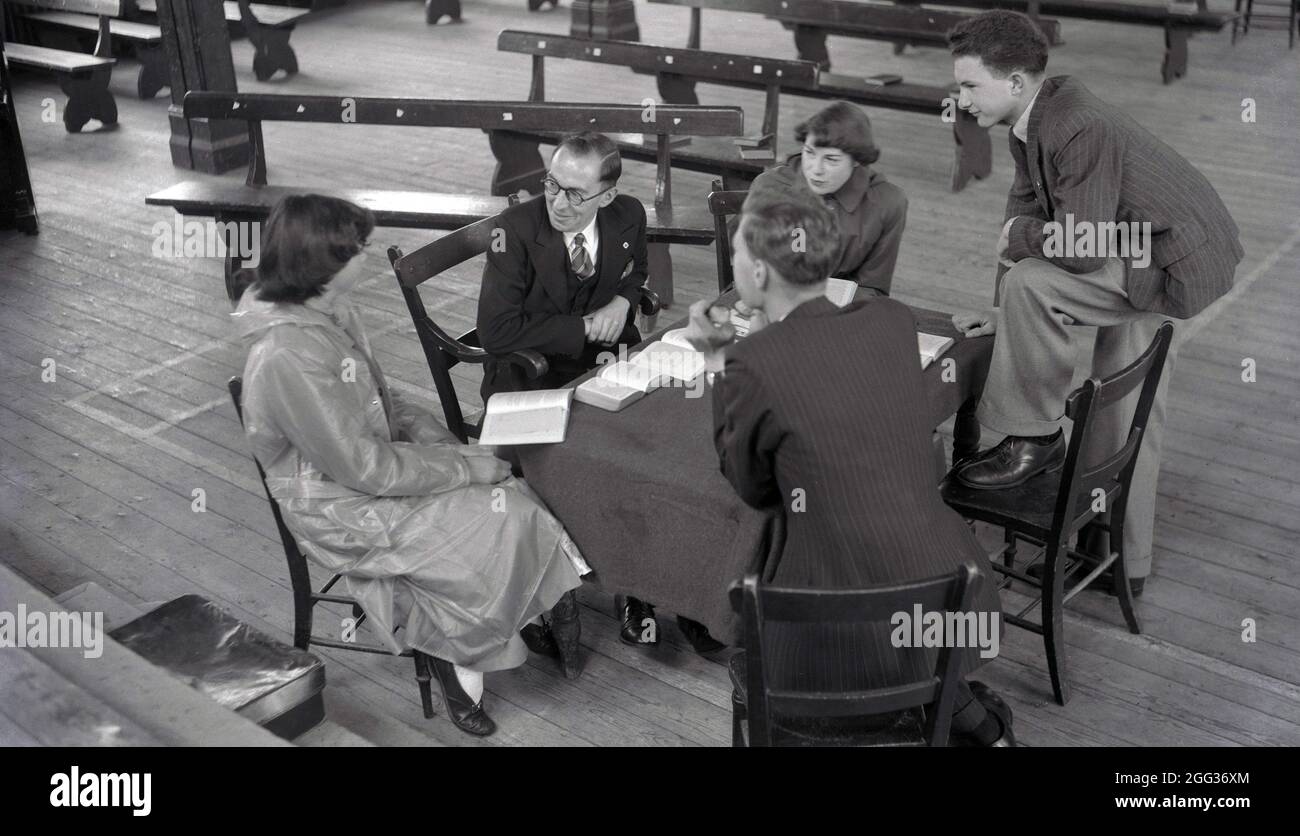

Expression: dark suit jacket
xmin=712 ymin=296 xmax=1001 ymax=690
xmin=1000 ymin=76 xmax=1243 ymax=319
xmin=476 ymin=194 xmax=648 ymax=401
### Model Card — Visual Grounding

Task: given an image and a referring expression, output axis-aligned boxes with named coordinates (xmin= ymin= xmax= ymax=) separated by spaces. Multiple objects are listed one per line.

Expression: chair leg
xmin=413 ymin=652 xmax=436 ymax=719
xmin=1041 ymin=541 xmax=1071 ymax=706
xmin=1111 ymin=539 xmax=1142 ymax=635
xmin=731 ymin=691 xmax=747 ymax=747
xmin=1002 ymin=528 xmax=1017 ymax=570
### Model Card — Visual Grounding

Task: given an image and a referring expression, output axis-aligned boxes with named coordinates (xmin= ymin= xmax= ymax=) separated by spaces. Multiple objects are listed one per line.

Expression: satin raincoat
xmin=233 ymin=292 xmax=584 ymax=671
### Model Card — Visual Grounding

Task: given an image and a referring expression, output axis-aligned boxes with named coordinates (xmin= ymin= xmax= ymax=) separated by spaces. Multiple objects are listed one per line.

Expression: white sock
xmin=454 ymin=665 xmax=484 ymax=703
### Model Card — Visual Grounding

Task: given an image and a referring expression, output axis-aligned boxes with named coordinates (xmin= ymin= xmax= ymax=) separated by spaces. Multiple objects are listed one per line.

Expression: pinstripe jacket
xmin=1000 ymin=76 xmax=1244 ymax=319
xmin=711 ymin=295 xmax=1001 ymax=689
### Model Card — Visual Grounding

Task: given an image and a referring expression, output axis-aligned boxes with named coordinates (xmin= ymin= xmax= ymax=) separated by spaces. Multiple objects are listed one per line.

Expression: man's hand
xmin=997 ymin=217 xmax=1018 ymax=268
xmin=953 ymin=309 xmax=998 ymax=338
xmin=464 ymin=454 xmax=511 ymax=484
xmin=684 ymin=299 xmax=737 ymax=372
xmin=586 ymin=296 xmax=631 ymax=345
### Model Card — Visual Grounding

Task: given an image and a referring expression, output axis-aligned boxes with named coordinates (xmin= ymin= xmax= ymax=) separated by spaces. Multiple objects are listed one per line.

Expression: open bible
xmin=476 ymin=389 xmax=574 ymax=446
xmin=574 ymin=338 xmax=706 ymax=412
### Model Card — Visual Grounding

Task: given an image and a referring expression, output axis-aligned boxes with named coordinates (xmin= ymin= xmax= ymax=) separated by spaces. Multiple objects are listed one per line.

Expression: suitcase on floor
xmin=110 ymin=594 xmax=327 ymax=740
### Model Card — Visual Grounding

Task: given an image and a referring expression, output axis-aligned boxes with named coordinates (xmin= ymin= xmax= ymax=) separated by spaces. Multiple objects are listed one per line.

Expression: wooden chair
xmin=728 ymin=562 xmax=984 ymax=747
xmin=388 ymin=207 xmax=662 ymax=442
xmin=1233 ymin=0 xmax=1298 ymax=47
xmin=227 ymin=377 xmax=438 ymax=721
xmin=706 ymin=179 xmax=746 ymax=294
xmin=939 ymin=322 xmax=1175 ymax=705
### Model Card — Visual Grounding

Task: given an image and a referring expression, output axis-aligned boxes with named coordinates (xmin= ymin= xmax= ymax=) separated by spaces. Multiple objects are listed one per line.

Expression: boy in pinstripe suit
xmin=946 ymin=11 xmax=1244 ymax=595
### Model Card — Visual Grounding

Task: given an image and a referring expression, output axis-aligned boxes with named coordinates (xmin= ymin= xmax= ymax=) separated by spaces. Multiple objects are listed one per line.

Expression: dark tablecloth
xmin=516 ymin=302 xmax=992 ymax=642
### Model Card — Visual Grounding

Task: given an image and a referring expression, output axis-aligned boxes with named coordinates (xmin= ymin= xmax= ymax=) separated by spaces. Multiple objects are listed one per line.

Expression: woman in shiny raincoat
xmin=233 ymin=195 xmax=586 ymax=737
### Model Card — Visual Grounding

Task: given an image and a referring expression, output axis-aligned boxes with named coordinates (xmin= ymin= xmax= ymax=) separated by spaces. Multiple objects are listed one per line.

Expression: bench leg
xmin=1162 ymin=26 xmax=1190 ymax=84
xmin=58 ymin=69 xmax=117 ymax=133
xmin=136 ymin=45 xmax=170 ymax=100
xmin=656 ymin=72 xmax=699 ymax=106
xmin=950 ymin=112 xmax=992 ymax=192
xmin=791 ymin=25 xmax=830 ymax=71
xmin=526 ymin=0 xmax=558 ymax=9
xmin=249 ymin=26 xmax=299 ymax=81
xmin=487 ymin=130 xmax=546 ymax=197
xmin=647 ymin=242 xmax=674 ymax=309
xmin=425 ymin=0 xmax=463 ymax=24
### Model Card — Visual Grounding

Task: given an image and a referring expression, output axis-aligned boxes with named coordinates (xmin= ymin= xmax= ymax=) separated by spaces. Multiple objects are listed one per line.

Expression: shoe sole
xmin=954 ymin=458 xmax=1064 ymax=491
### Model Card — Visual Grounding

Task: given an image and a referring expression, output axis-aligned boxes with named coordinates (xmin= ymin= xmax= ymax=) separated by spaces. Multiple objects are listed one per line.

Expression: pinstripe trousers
xmin=976 ymin=257 xmax=1192 ymax=578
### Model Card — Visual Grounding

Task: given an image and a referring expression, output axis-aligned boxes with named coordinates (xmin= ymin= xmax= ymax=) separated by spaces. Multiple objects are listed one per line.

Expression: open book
xmin=476 ymin=389 xmax=573 ymax=446
xmin=918 ymin=332 xmax=955 ymax=370
xmin=574 ymin=339 xmax=706 ymax=411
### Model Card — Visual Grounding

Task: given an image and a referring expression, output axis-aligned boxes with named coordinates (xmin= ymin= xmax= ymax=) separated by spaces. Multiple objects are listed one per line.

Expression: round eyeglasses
xmin=542 ymin=174 xmax=613 ymax=206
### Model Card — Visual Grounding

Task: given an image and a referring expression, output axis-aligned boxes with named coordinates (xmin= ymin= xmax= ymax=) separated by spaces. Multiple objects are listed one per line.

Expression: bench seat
xmin=4 ymin=40 xmax=114 ymax=71
xmin=24 ymin=10 xmax=162 ymax=42
xmin=136 ymin=0 xmax=310 ymax=27
xmin=23 ymin=10 xmax=170 ymax=98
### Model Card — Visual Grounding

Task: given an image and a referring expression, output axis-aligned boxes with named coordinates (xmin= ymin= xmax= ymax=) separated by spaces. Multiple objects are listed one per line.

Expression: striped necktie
xmin=569 ymin=233 xmax=595 ymax=280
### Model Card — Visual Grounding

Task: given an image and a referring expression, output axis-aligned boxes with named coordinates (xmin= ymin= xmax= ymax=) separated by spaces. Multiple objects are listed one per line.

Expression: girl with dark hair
xmin=746 ymin=101 xmax=909 ymax=295
xmin=233 ymin=195 xmax=587 ymax=738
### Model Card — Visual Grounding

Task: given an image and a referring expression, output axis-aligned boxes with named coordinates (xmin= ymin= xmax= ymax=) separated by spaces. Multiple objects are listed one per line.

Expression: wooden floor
xmin=2 ymin=0 xmax=1297 ymax=746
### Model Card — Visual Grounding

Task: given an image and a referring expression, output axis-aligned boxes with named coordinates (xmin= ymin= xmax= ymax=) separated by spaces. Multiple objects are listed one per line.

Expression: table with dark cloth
xmin=516 ymin=299 xmax=992 ymax=642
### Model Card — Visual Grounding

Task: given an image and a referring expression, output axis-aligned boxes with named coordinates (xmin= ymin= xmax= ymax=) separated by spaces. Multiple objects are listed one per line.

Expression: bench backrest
xmin=6 ymin=0 xmax=127 ymax=57
xmin=182 ymin=91 xmax=744 ymax=211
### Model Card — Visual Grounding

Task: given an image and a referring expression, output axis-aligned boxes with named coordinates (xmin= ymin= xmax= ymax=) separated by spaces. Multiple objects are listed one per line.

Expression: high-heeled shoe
xmin=549 ymin=590 xmax=583 ymax=680
xmin=427 ymin=655 xmax=497 ymax=737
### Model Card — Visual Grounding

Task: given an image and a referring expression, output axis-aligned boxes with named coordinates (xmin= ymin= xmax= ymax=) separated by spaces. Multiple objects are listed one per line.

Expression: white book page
xmin=631 ymin=341 xmax=705 ymax=382
xmin=599 ymin=361 xmax=660 ymax=393
xmin=485 ymin=388 xmax=573 ymax=414
xmin=917 ymin=332 xmax=955 ymax=370
xmin=824 ymin=277 xmax=857 ymax=307
xmin=478 ymin=406 xmax=569 ymax=445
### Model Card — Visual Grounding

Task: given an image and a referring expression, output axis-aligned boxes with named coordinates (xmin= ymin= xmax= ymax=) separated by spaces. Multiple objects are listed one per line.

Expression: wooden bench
xmin=146 ymin=92 xmax=742 ymax=304
xmin=3 ymin=0 xmax=121 ymax=131
xmin=895 ymin=0 xmax=1235 ymax=83
xmin=498 ymin=29 xmax=992 ymax=191
xmin=135 ymin=0 xmax=308 ymax=80
xmin=22 ymin=9 xmax=168 ymax=98
xmin=650 ymin=0 xmax=1062 ymax=68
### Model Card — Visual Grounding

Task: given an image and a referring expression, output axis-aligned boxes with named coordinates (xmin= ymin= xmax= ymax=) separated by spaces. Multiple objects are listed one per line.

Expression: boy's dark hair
xmin=794 ymin=101 xmax=880 ymax=165
xmin=737 ymin=199 xmax=840 ymax=287
xmin=947 ymin=10 xmax=1050 ymax=76
xmin=553 ymin=131 xmax=622 ymax=186
xmin=249 ymin=194 xmax=375 ymax=304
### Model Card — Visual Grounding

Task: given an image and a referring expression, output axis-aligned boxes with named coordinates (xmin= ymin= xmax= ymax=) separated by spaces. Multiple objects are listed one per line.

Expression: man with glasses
xmin=477 ymin=131 xmax=648 ymax=403
xmin=478 ymin=131 xmax=670 ymax=650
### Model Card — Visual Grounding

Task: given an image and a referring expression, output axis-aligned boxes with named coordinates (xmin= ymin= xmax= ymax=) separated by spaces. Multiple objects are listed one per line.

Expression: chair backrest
xmin=706 ymin=179 xmax=747 ymax=293
xmin=731 ymin=561 xmax=983 ymax=746
xmin=229 ymin=376 xmax=402 ymax=656
xmin=387 ymin=215 xmax=501 ymax=443
xmin=228 ymin=376 xmax=316 ymax=651
xmin=1052 ymin=321 xmax=1175 ymax=535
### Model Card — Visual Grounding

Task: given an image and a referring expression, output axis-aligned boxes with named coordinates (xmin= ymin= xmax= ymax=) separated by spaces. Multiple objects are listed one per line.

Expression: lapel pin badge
xmin=622 ymin=241 xmax=629 ymax=249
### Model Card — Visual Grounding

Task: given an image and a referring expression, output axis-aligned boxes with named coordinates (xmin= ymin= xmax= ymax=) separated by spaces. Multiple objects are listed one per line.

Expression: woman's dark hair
xmin=794 ymin=101 xmax=880 ymax=166
xmin=947 ymin=10 xmax=1050 ymax=76
xmin=246 ymin=194 xmax=375 ymax=304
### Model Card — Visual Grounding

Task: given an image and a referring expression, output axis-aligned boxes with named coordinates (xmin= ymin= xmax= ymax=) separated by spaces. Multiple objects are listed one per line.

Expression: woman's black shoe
xmin=428 ymin=655 xmax=496 ymax=737
xmin=550 ymin=590 xmax=583 ymax=680
xmin=968 ymin=681 xmax=1015 ymax=747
